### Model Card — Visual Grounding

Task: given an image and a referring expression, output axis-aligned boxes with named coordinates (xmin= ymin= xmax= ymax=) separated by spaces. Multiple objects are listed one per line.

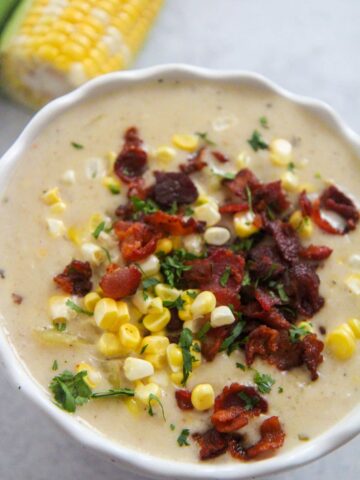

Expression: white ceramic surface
xmin=0 ymin=65 xmax=359 ymax=480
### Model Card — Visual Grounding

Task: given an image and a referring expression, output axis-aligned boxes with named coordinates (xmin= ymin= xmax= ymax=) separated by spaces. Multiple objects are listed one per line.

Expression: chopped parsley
xmin=140 ymin=344 xmax=148 ymax=355
xmin=196 ymin=321 xmax=211 ymax=340
xmin=131 ymin=196 xmax=159 ymax=215
xmin=247 ymin=130 xmax=269 ymax=152
xmin=184 ymin=206 xmax=194 ymax=216
xmin=269 ymin=281 xmax=289 ymax=303
xmin=177 ymin=428 xmax=190 ymax=446
xmin=163 ymin=296 xmax=186 ymax=310
xmin=100 ymin=246 xmax=112 ymax=263
xmin=52 ymin=360 xmax=58 ymax=371
xmin=259 ymin=116 xmax=269 ymax=129
xmin=211 ymin=168 xmax=236 ymax=180
xmin=278 ymin=387 xmax=284 ymax=394
xmin=253 ymin=371 xmax=275 ymax=394
xmin=230 ymin=237 xmax=254 ymax=253
xmin=238 ymin=391 xmax=259 ymax=411
xmin=314 ymin=172 xmax=322 ymax=179
xmin=54 ymin=322 xmax=66 ymax=332
xmin=108 ymin=184 xmax=120 ymax=195
xmin=186 ymin=290 xmax=198 ymax=299
xmin=92 ymin=221 xmax=106 ymax=239
xmin=147 ymin=393 xmax=166 ymax=421
xmin=178 ymin=328 xmax=194 ymax=385
xmin=71 ymin=142 xmax=84 ymax=149
xmin=289 ymin=323 xmax=312 ymax=343
xmin=287 ymin=161 xmax=296 ymax=172
xmin=66 ymin=299 xmax=93 ymax=316
xmin=91 ymin=388 xmax=134 ymax=399
xmin=158 ymin=249 xmax=195 ymax=288
xmin=142 ymin=277 xmax=160 ymax=290
xmin=236 ymin=362 xmax=246 ymax=371
xmin=220 ymin=321 xmax=245 ymax=354
xmin=170 ymin=423 xmax=176 ymax=431
xmin=242 ymin=271 xmax=251 ymax=287
xmin=167 ymin=202 xmax=178 ymax=215
xmin=219 ymin=266 xmax=231 ymax=287
xmin=245 ymin=186 xmax=253 ymax=214
xmin=195 ymin=131 xmax=216 ymax=146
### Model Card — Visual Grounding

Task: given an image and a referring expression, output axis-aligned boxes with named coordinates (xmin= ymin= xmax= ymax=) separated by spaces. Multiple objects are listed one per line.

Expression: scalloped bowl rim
xmin=0 ymin=64 xmax=360 ymax=480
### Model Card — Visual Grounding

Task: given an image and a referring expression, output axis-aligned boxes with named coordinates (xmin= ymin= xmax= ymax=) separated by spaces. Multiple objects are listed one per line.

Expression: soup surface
xmin=1 ymin=79 xmax=360 ymax=464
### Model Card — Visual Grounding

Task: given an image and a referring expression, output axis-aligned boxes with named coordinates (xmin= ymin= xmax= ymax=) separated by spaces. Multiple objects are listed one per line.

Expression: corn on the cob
xmin=0 ymin=0 xmax=164 ymax=109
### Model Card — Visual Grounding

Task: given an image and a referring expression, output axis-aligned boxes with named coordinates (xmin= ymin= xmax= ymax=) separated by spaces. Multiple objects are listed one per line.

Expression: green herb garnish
xmin=50 ymin=370 xmax=92 ymax=412
xmin=92 ymin=221 xmax=106 ymax=239
xmin=236 ymin=362 xmax=246 ymax=371
xmin=219 ymin=266 xmax=231 ymax=287
xmin=147 ymin=393 xmax=166 ymax=421
xmin=184 ymin=206 xmax=194 ymax=216
xmin=140 ymin=344 xmax=148 ymax=355
xmin=177 ymin=428 xmax=190 ymax=446
xmin=230 ymin=237 xmax=254 ymax=252
xmin=253 ymin=371 xmax=275 ymax=394
xmin=163 ymin=296 xmax=185 ymax=310
xmin=108 ymin=184 xmax=121 ymax=195
xmin=100 ymin=246 xmax=112 ymax=263
xmin=259 ymin=116 xmax=269 ymax=129
xmin=242 ymin=271 xmax=251 ymax=287
xmin=170 ymin=423 xmax=176 ymax=431
xmin=247 ymin=130 xmax=268 ymax=152
xmin=211 ymin=168 xmax=236 ymax=180
xmin=54 ymin=322 xmax=66 ymax=332
xmin=238 ymin=391 xmax=260 ymax=411
xmin=195 ymin=131 xmax=216 ymax=146
xmin=178 ymin=328 xmax=193 ymax=385
xmin=159 ymin=249 xmax=194 ymax=288
xmin=278 ymin=387 xmax=284 ymax=394
xmin=220 ymin=321 xmax=245 ymax=353
xmin=52 ymin=360 xmax=58 ymax=371
xmin=167 ymin=202 xmax=178 ymax=215
xmin=131 ymin=196 xmax=159 ymax=215
xmin=245 ymin=186 xmax=253 ymax=214
xmin=91 ymin=388 xmax=134 ymax=399
xmin=196 ymin=321 xmax=211 ymax=340
xmin=289 ymin=323 xmax=312 ymax=343
xmin=287 ymin=161 xmax=296 ymax=172
xmin=142 ymin=277 xmax=160 ymax=290
xmin=71 ymin=142 xmax=84 ymax=149
xmin=66 ymin=299 xmax=93 ymax=317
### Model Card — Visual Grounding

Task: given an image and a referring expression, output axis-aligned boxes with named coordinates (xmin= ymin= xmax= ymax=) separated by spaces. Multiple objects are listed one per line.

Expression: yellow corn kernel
xmin=94 ymin=298 xmax=121 ymax=332
xmin=170 ymin=371 xmax=192 ymax=386
xmin=42 ymin=187 xmax=61 ymax=205
xmin=269 ymin=138 xmax=292 ymax=166
xmin=194 ymin=202 xmax=221 ymax=227
xmin=236 ymin=152 xmax=251 ymax=169
xmin=172 ymin=134 xmax=199 ymax=152
xmin=50 ymin=202 xmax=66 ymax=214
xmin=135 ymin=382 xmax=161 ymax=406
xmin=137 ymin=255 xmax=160 ymax=277
xmin=155 ymin=238 xmax=173 ymax=254
xmin=191 ymin=384 xmax=215 ymax=411
xmin=143 ymin=308 xmax=171 ymax=332
xmin=170 ymin=235 xmax=182 ymax=249
xmin=97 ymin=332 xmax=124 ymax=357
xmin=326 ymin=325 xmax=356 ymax=360
xmin=124 ymin=397 xmax=140 ymax=416
xmin=46 ymin=218 xmax=66 ymax=238
xmin=131 ymin=289 xmax=154 ymax=314
xmin=347 ymin=318 xmax=360 ymax=339
xmin=154 ymin=146 xmax=176 ymax=163
xmin=191 ymin=340 xmax=202 ymax=368
xmin=84 ymin=292 xmax=101 ymax=312
xmin=102 ymin=176 xmax=121 ymax=194
xmin=190 ymin=291 xmax=216 ymax=318
xmin=234 ymin=211 xmax=260 ymax=238
xmin=155 ymin=284 xmax=181 ymax=302
xmin=178 ymin=290 xmax=198 ymax=321
xmin=48 ymin=295 xmax=74 ymax=323
xmin=148 ymin=297 xmax=164 ymax=314
xmin=106 ymin=151 xmax=117 ymax=171
xmin=144 ymin=353 xmax=166 ymax=370
xmin=289 ymin=211 xmax=313 ymax=239
xmin=166 ymin=343 xmax=183 ymax=372
xmin=67 ymin=225 xmax=87 ymax=246
xmin=126 ymin=302 xmax=143 ymax=323
xmin=183 ymin=234 xmax=204 ymax=256
xmin=281 ymin=171 xmax=299 ymax=192
xmin=119 ymin=323 xmax=141 ymax=350
xmin=140 ymin=335 xmax=170 ymax=356
xmin=345 ymin=274 xmax=360 ymax=295
xmin=297 ymin=182 xmax=316 ymax=193
xmin=75 ymin=362 xmax=101 ymax=388
xmin=117 ymin=301 xmax=131 ymax=324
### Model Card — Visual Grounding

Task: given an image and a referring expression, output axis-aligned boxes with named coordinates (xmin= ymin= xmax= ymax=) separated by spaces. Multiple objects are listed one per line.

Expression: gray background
xmin=0 ymin=0 xmax=359 ymax=478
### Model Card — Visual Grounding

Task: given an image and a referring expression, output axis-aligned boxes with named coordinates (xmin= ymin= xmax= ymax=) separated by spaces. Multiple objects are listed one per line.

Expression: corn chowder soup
xmin=1 ymin=79 xmax=360 ymax=463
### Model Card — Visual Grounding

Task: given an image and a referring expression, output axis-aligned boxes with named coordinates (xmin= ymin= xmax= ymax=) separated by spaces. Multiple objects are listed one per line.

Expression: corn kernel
xmin=46 ymin=218 xmax=66 ymax=238
xmin=42 ymin=187 xmax=61 ymax=205
xmin=167 ymin=343 xmax=183 ymax=372
xmin=48 ymin=295 xmax=75 ymax=322
xmin=154 ymin=146 xmax=176 ymax=163
xmin=233 ymin=211 xmax=259 ymax=238
xmin=102 ymin=176 xmax=121 ymax=194
xmin=123 ymin=357 xmax=154 ymax=381
xmin=144 ymin=353 xmax=167 ymax=369
xmin=155 ymin=284 xmax=181 ymax=302
xmin=170 ymin=371 xmax=188 ymax=386
xmin=270 ymin=138 xmax=292 ymax=166
xmin=348 ymin=254 xmax=360 ymax=270
xmin=204 ymin=227 xmax=230 ymax=246
xmin=172 ymin=134 xmax=199 ymax=152
xmin=81 ymin=242 xmax=106 ymax=265
xmin=178 ymin=290 xmax=198 ymax=321
xmin=84 ymin=292 xmax=101 ymax=312
xmin=147 ymin=297 xmax=164 ymax=314
xmin=119 ymin=323 xmax=141 ymax=350
xmin=194 ymin=203 xmax=221 ymax=227
xmin=124 ymin=397 xmax=140 ymax=415
xmin=347 ymin=318 xmax=360 ymax=339
xmin=143 ymin=308 xmax=171 ymax=332
xmin=140 ymin=335 xmax=170 ymax=356
xmin=94 ymin=298 xmax=121 ymax=332
xmin=50 ymin=202 xmax=66 ymax=214
xmin=134 ymin=382 xmax=161 ymax=405
xmin=326 ymin=325 xmax=356 ymax=360
xmin=61 ymin=170 xmax=76 ymax=185
xmin=345 ymin=274 xmax=360 ymax=295
xmin=191 ymin=340 xmax=202 ymax=368
xmin=289 ymin=211 xmax=313 ymax=239
xmin=191 ymin=384 xmax=215 ymax=411
xmin=155 ymin=238 xmax=173 ymax=254
xmin=297 ymin=182 xmax=316 ymax=193
xmin=76 ymin=362 xmax=101 ymax=388
xmin=132 ymin=289 xmax=154 ymax=314
xmin=137 ymin=254 xmax=160 ymax=277
xmin=98 ymin=332 xmax=124 ymax=357
xmin=67 ymin=225 xmax=87 ymax=245
xmin=211 ymin=306 xmax=235 ymax=327
xmin=191 ymin=291 xmax=217 ymax=318
xmin=183 ymin=234 xmax=204 ymax=256
xmin=281 ymin=171 xmax=299 ymax=192
xmin=236 ymin=152 xmax=251 ymax=169
xmin=127 ymin=302 xmax=143 ymax=323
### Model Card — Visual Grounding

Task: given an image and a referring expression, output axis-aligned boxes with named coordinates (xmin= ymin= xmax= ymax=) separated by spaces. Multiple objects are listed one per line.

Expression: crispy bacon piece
xmin=192 ymin=429 xmax=229 ymax=460
xmin=266 ymin=220 xmax=300 ymax=264
xmin=223 ymin=168 xmax=260 ymax=201
xmin=253 ymin=180 xmax=289 ymax=214
xmin=212 ymin=150 xmax=229 ymax=163
xmin=54 ymin=260 xmax=92 ymax=296
xmin=201 ymin=325 xmax=232 ymax=361
xmin=144 ymin=211 xmax=204 ymax=236
xmin=184 ymin=248 xmax=245 ymax=310
xmin=254 ymin=288 xmax=280 ymax=312
xmin=229 ymin=416 xmax=285 ymax=460
xmin=152 ymin=171 xmax=198 ymax=208
xmin=248 ymin=244 xmax=285 ymax=280
xmin=99 ymin=264 xmax=141 ymax=300
xmin=219 ymin=203 xmax=249 ymax=214
xmin=127 ymin=177 xmax=149 ymax=200
xmin=211 ymin=384 xmax=268 ymax=433
xmin=321 ymin=185 xmax=359 ymax=231
xmin=300 ymin=244 xmax=333 ymax=261
xmin=311 ymin=199 xmax=343 ymax=235
xmin=285 ymin=263 xmax=324 ymax=317
xmin=114 ymin=220 xmax=160 ymax=263
xmin=179 ymin=147 xmax=207 ymax=174
xmin=175 ymin=390 xmax=194 ymax=410
xmin=299 ymin=190 xmax=313 ymax=217
xmin=245 ymin=326 xmax=324 ymax=379
xmin=114 ymin=127 xmax=147 ymax=183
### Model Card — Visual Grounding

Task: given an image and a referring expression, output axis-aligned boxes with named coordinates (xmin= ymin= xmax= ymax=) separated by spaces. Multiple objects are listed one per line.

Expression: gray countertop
xmin=0 ymin=1 xmax=359 ymax=478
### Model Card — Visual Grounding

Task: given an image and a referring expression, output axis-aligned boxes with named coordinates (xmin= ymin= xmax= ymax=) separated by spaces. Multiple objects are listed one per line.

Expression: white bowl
xmin=1 ymin=64 xmax=360 ymax=479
